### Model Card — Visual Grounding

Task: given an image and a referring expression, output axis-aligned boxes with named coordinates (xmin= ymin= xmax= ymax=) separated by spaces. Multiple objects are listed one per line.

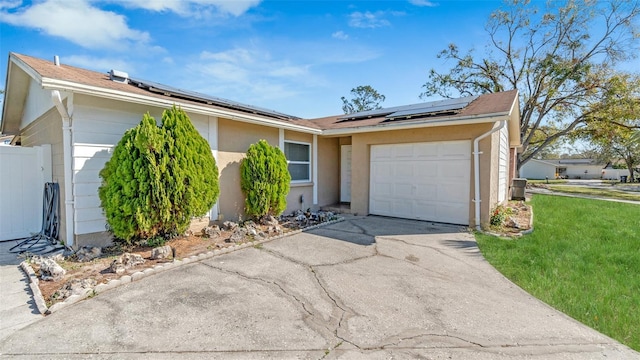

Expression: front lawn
xmin=476 ymin=195 xmax=640 ymax=351
xmin=547 ymin=185 xmax=640 ymax=201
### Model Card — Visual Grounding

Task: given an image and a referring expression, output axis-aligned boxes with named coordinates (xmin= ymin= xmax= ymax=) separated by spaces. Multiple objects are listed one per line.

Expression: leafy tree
xmin=421 ymin=0 xmax=640 ymax=171
xmin=99 ymin=106 xmax=219 ymax=243
xmin=580 ymin=74 xmax=640 ymax=180
xmin=240 ymin=140 xmax=291 ymax=219
xmin=341 ymin=85 xmax=386 ymax=114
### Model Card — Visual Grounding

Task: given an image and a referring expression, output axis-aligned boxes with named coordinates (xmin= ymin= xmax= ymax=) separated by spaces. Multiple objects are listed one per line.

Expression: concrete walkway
xmin=0 ymin=240 xmax=43 ymax=341
xmin=1 ymin=216 xmax=637 ymax=359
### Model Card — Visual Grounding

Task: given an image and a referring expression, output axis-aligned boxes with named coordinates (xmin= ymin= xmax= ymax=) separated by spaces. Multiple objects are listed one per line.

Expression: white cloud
xmin=409 ymin=0 xmax=438 ymax=7
xmin=349 ymin=11 xmax=391 ymax=29
xmin=189 ymin=48 xmax=315 ymax=101
xmin=64 ymin=54 xmax=133 ymax=73
xmin=0 ymin=0 xmax=151 ymax=50
xmin=332 ymin=31 xmax=349 ymax=40
xmin=106 ymin=0 xmax=262 ymax=17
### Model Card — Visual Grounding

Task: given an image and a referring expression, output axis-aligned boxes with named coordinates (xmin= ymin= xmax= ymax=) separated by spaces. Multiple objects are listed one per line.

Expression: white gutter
xmin=472 ymin=120 xmax=507 ymax=230
xmin=51 ymin=90 xmax=75 ymax=248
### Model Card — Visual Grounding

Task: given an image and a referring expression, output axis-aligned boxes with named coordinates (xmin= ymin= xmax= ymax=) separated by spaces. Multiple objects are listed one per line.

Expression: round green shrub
xmin=99 ymin=106 xmax=219 ymax=243
xmin=240 ymin=139 xmax=291 ymax=219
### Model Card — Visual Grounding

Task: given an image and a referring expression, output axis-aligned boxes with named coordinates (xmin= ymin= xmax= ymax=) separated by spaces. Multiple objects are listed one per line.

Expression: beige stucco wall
xmin=19 ymin=107 xmax=66 ymax=241
xmin=346 ymin=122 xmax=501 ymax=227
xmin=217 ymin=118 xmax=279 ymax=222
xmin=317 ymin=136 xmax=340 ymax=207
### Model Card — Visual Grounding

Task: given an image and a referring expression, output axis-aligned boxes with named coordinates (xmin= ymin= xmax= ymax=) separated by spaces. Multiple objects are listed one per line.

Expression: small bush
xmin=240 ymin=139 xmax=291 ymax=219
xmin=99 ymin=106 xmax=219 ymax=243
xmin=489 ymin=204 xmax=512 ymax=227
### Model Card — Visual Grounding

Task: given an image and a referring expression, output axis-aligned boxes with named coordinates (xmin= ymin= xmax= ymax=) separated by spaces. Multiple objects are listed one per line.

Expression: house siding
xmin=20 ymin=107 xmax=65 ymax=241
xmin=498 ymin=125 xmax=509 ymax=202
xmin=71 ymin=95 xmax=214 ymax=247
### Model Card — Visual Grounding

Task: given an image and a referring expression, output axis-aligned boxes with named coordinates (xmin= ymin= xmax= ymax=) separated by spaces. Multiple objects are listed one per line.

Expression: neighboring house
xmin=521 ymin=158 xmax=607 ymax=180
xmin=1 ymin=53 xmax=521 ymax=248
xmin=520 ymin=159 xmax=559 ymax=180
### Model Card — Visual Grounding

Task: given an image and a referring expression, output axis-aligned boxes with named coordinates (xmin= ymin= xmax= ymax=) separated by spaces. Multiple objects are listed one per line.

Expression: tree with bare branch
xmin=421 ymin=0 xmax=640 ymax=172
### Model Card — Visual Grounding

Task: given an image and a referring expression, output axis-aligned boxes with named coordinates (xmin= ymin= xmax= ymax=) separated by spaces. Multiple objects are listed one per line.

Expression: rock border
xmin=481 ymin=206 xmax=534 ymax=239
xmin=22 ymin=216 xmax=345 ymax=315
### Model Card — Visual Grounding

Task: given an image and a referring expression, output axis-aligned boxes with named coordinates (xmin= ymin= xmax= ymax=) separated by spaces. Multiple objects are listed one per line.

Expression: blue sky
xmin=1 ymin=0 xmax=507 ymax=118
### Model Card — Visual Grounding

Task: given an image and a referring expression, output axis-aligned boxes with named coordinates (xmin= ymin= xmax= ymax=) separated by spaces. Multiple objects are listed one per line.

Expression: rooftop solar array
xmin=128 ymin=77 xmax=300 ymax=121
xmin=338 ymin=95 xmax=479 ymax=122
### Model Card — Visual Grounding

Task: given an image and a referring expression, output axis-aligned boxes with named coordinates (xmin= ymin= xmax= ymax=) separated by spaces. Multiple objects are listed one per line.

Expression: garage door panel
xmin=372 ymin=181 xmax=393 ymax=196
xmin=414 ymin=183 xmax=437 ymax=200
xmin=439 ymin=161 xmax=469 ymax=179
xmin=395 ymin=144 xmax=414 ymax=158
xmin=370 ymin=141 xmax=470 ymax=225
xmin=396 ymin=163 xmax=414 ymax=178
xmin=438 ymin=141 xmax=471 ymax=159
xmin=414 ymin=143 xmax=439 ymax=159
xmin=395 ymin=183 xmax=413 ymax=197
xmin=371 ymin=146 xmax=393 ymax=160
xmin=416 ymin=162 xmax=438 ymax=178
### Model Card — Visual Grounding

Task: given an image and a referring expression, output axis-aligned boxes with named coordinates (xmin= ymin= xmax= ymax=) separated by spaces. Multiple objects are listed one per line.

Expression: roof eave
xmin=40 ymin=78 xmax=322 ymax=135
xmin=1 ymin=54 xmax=42 ymax=135
xmin=321 ymin=111 xmax=511 ymax=136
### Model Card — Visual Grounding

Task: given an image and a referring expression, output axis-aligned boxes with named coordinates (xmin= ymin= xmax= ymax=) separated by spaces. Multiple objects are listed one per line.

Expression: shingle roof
xmin=7 ymin=53 xmax=518 ymax=134
xmin=11 ymin=53 xmax=321 ymax=130
xmin=308 ymin=90 xmax=518 ymax=131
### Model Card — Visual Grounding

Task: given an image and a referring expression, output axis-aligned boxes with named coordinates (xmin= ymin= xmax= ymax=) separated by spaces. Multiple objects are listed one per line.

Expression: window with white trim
xmin=284 ymin=141 xmax=311 ymax=182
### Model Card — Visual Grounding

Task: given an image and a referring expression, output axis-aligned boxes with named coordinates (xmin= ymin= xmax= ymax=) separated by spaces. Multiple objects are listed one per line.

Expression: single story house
xmin=519 ymin=159 xmax=559 ymax=180
xmin=1 ymin=53 xmax=521 ymax=248
xmin=520 ymin=158 xmax=606 ymax=180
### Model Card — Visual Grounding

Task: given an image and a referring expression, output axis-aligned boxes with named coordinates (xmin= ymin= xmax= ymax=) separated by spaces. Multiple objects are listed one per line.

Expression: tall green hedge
xmin=99 ymin=106 xmax=219 ymax=242
xmin=240 ymin=139 xmax=291 ymax=219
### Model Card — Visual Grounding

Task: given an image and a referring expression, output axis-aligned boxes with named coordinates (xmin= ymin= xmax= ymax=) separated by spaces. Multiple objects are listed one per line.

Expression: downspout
xmin=52 ymin=90 xmax=74 ymax=248
xmin=472 ymin=120 xmax=506 ymax=230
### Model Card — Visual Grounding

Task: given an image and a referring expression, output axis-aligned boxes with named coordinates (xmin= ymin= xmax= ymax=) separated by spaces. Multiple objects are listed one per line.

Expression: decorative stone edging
xmin=22 ymin=217 xmax=345 ymax=315
xmin=480 ymin=206 xmax=534 ymax=239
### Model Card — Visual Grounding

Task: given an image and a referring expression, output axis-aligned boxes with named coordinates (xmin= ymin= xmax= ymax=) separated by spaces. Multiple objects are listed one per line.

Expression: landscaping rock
xmin=109 ymin=253 xmax=145 ymax=274
xmin=505 ymin=217 xmax=520 ymax=229
xmin=260 ymin=215 xmax=279 ymax=226
xmin=75 ymin=246 xmax=102 ymax=262
xmin=227 ymin=227 xmax=247 ymax=243
xmin=31 ymin=256 xmax=66 ymax=281
xmin=202 ymin=225 xmax=221 ymax=238
xmin=150 ymin=245 xmax=172 ymax=260
xmin=53 ymin=278 xmax=97 ymax=301
xmin=268 ymin=225 xmax=284 ymax=235
xmin=222 ymin=221 xmax=238 ymax=231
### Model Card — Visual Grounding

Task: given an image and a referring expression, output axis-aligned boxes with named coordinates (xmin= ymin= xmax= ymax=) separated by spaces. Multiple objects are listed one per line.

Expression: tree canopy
xmin=341 ymin=85 xmax=386 ymax=114
xmin=421 ymin=0 xmax=640 ymax=170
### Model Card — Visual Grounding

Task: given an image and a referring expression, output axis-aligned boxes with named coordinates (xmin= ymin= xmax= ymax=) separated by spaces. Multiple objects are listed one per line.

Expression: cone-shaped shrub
xmin=240 ymin=139 xmax=291 ymax=219
xmin=99 ymin=106 xmax=219 ymax=243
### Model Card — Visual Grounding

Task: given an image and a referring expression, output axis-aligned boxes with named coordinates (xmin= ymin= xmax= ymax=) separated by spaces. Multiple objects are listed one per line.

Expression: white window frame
xmin=284 ymin=140 xmax=311 ymax=183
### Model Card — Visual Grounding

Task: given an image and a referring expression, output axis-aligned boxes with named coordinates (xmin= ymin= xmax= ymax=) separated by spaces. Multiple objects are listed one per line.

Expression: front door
xmin=340 ymin=145 xmax=352 ymax=202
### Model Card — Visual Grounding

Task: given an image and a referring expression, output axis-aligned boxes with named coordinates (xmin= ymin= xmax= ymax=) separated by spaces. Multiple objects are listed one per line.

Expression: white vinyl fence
xmin=0 ymin=145 xmax=52 ymax=241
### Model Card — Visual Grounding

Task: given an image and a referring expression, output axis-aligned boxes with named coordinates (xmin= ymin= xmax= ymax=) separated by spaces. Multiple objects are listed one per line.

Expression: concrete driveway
xmin=1 ymin=216 xmax=637 ymax=359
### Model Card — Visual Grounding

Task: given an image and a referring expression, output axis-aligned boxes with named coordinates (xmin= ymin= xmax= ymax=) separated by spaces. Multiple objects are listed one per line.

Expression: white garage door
xmin=369 ymin=141 xmax=471 ymax=225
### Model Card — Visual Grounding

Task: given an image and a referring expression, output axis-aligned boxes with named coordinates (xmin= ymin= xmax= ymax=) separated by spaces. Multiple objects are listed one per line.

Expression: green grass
xmin=476 ymin=195 xmax=640 ymax=351
xmin=548 ymin=185 xmax=640 ymax=201
xmin=526 ymin=179 xmax=568 ymax=184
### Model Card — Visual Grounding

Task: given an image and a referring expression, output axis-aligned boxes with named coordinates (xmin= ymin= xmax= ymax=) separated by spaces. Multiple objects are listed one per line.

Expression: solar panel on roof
xmin=338 ymin=95 xmax=479 ymax=121
xmin=387 ymin=101 xmax=471 ymax=118
xmin=128 ymin=77 xmax=300 ymax=121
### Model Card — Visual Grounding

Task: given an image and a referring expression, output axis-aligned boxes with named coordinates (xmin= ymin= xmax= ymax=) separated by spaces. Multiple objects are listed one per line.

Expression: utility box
xmin=511 ymin=178 xmax=527 ymax=200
